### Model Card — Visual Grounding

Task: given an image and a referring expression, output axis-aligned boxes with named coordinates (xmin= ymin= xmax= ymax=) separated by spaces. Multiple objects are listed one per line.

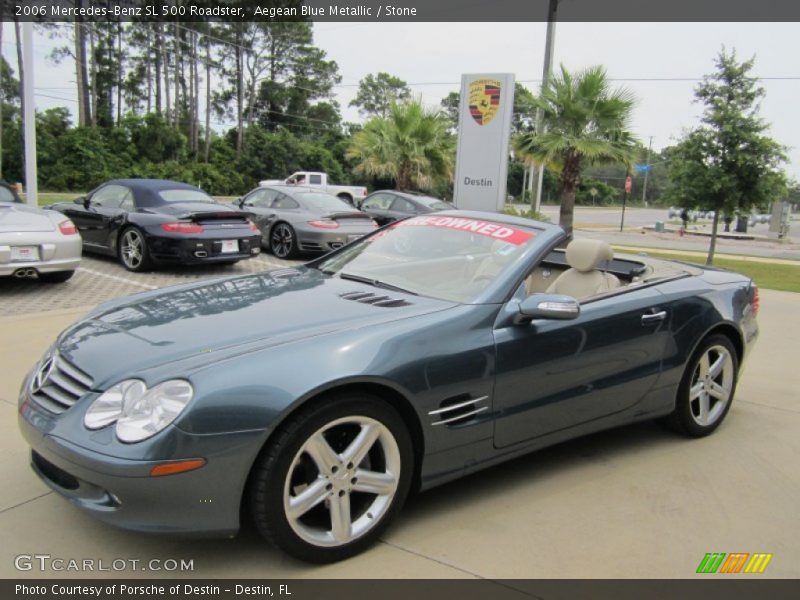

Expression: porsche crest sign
xmin=454 ymin=73 xmax=515 ymax=212
xmin=468 ymin=79 xmax=502 ymax=126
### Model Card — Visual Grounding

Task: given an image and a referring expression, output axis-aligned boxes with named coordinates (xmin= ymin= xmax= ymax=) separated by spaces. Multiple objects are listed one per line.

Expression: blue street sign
xmin=634 ymin=164 xmax=652 ymax=173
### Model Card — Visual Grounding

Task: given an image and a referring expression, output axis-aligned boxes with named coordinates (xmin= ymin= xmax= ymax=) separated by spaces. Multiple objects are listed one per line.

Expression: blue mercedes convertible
xmin=18 ymin=211 xmax=758 ymax=562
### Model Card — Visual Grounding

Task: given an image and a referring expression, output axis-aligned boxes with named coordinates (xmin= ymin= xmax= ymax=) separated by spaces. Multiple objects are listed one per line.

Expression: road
xmin=529 ymin=205 xmax=800 ymax=260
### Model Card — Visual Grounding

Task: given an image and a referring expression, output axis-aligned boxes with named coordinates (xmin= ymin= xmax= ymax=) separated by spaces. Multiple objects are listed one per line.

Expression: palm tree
xmin=516 ymin=65 xmax=638 ymax=238
xmin=347 ymin=99 xmax=454 ymax=191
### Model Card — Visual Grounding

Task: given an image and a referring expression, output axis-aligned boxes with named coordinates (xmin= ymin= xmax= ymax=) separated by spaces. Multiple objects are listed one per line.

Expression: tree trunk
xmin=116 ymin=19 xmax=123 ymax=124
xmin=192 ymin=31 xmax=199 ymax=157
xmin=236 ymin=27 xmax=244 ymax=156
xmin=707 ymin=209 xmax=720 ymax=266
xmin=558 ymin=184 xmax=577 ymax=243
xmin=154 ymin=23 xmax=162 ymax=114
xmin=557 ymin=154 xmax=580 ymax=242
xmin=89 ymin=25 xmax=97 ymax=127
xmin=173 ymin=22 xmax=181 ymax=130
xmin=204 ymin=32 xmax=211 ymax=163
xmin=145 ymin=24 xmax=152 ymax=113
xmin=75 ymin=21 xmax=91 ymax=126
xmin=163 ymin=36 xmax=171 ymax=125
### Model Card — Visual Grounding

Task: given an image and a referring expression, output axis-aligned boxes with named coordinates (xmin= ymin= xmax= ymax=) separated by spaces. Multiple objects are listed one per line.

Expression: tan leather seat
xmin=470 ymin=241 xmax=518 ymax=284
xmin=545 ymin=239 xmax=620 ymax=299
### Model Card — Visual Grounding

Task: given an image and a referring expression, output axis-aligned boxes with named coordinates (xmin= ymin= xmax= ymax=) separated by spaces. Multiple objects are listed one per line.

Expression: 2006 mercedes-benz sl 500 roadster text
xmin=18 ymin=211 xmax=759 ymax=562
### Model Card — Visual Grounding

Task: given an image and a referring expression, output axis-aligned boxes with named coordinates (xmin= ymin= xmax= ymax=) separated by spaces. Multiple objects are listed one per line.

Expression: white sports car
xmin=0 ymin=182 xmax=82 ymax=282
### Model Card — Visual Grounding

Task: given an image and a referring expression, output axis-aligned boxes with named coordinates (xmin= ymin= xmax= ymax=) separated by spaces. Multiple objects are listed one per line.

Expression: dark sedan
xmin=359 ymin=190 xmax=452 ymax=226
xmin=233 ymin=185 xmax=377 ymax=259
xmin=18 ymin=212 xmax=758 ymax=563
xmin=48 ymin=179 xmax=261 ymax=271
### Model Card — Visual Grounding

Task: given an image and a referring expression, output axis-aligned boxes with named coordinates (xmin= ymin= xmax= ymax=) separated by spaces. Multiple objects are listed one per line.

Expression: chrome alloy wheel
xmin=283 ymin=416 xmax=401 ymax=548
xmin=271 ymin=224 xmax=294 ymax=258
xmin=121 ymin=229 xmax=145 ymax=269
xmin=689 ymin=344 xmax=734 ymax=427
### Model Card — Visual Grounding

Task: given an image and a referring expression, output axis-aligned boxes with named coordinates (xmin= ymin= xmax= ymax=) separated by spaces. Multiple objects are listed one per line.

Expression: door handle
xmin=641 ymin=310 xmax=667 ymax=324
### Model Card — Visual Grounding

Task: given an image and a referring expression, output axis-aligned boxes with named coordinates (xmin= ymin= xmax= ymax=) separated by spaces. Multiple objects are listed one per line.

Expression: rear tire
xmin=118 ymin=227 xmax=153 ymax=272
xmin=664 ymin=334 xmax=739 ymax=437
xmin=249 ymin=393 xmax=413 ymax=563
xmin=337 ymin=194 xmax=354 ymax=206
xmin=269 ymin=222 xmax=299 ymax=259
xmin=39 ymin=270 xmax=74 ymax=283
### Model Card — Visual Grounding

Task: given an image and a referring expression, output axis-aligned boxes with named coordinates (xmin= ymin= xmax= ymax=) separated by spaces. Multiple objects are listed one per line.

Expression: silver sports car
xmin=0 ymin=182 xmax=82 ymax=282
xmin=232 ymin=185 xmax=378 ymax=259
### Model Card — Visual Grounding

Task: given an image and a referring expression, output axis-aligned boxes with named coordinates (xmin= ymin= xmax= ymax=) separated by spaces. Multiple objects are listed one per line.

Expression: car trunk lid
xmin=0 ymin=204 xmax=55 ymax=233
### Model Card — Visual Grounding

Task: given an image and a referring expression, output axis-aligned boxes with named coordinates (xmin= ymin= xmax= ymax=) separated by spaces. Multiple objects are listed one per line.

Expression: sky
xmin=2 ymin=21 xmax=799 ymax=179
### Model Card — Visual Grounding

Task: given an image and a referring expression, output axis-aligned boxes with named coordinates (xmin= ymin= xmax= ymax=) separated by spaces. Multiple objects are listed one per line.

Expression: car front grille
xmin=30 ymin=353 xmax=93 ymax=414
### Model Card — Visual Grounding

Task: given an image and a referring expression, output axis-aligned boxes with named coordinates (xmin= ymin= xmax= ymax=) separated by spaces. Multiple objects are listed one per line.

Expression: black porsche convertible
xmin=47 ymin=179 xmax=262 ymax=271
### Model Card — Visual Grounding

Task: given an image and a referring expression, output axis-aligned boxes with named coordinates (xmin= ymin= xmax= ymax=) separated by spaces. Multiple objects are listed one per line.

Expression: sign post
xmin=453 ymin=73 xmax=515 ymax=212
xmin=620 ymin=175 xmax=632 ymax=232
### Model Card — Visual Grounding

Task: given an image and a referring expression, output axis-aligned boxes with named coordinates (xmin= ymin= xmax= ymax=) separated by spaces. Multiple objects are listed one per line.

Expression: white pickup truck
xmin=259 ymin=171 xmax=368 ymax=205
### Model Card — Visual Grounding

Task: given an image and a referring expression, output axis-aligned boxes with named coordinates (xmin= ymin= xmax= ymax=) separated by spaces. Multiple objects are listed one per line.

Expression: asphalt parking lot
xmin=0 ymin=256 xmax=798 ymax=578
xmin=0 ymin=253 xmax=299 ymax=316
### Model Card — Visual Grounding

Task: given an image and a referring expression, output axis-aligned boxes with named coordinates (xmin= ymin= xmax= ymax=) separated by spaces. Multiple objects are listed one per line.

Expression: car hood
xmin=55 ymin=267 xmax=455 ymax=387
xmin=0 ymin=202 xmax=55 ymax=233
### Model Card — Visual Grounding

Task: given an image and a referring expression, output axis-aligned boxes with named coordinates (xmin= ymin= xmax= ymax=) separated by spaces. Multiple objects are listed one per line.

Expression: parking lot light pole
xmin=22 ymin=21 xmax=38 ymax=207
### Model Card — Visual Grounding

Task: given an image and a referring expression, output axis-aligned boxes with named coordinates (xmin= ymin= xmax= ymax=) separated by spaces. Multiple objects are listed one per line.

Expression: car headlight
xmin=83 ymin=379 xmax=193 ymax=443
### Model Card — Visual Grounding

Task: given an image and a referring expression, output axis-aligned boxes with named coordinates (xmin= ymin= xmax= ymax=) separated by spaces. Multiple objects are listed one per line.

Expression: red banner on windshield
xmin=392 ymin=216 xmax=535 ymax=245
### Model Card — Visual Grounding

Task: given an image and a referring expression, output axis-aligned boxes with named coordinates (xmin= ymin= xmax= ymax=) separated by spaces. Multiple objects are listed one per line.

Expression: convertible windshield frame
xmin=313 ymin=214 xmax=546 ymax=304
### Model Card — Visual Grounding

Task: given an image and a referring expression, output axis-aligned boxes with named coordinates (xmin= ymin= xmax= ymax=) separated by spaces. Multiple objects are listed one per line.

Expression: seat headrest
xmin=565 ymin=239 xmax=614 ymax=273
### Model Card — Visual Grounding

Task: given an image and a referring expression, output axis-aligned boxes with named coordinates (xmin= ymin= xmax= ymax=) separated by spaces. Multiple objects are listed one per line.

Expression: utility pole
xmin=641 ymin=136 xmax=653 ymax=206
xmin=22 ymin=21 xmax=37 ymax=207
xmin=532 ymin=0 xmax=558 ymax=213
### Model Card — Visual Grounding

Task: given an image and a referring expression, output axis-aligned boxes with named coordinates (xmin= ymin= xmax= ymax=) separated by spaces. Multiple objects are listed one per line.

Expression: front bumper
xmin=18 ymin=386 xmax=267 ymax=537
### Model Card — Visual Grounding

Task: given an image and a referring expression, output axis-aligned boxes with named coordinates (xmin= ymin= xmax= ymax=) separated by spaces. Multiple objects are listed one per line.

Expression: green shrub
xmin=502 ymin=205 xmax=551 ymax=222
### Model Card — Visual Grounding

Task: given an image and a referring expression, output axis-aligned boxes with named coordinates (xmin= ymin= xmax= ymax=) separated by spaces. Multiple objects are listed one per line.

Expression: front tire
xmin=118 ymin=227 xmax=153 ymax=272
xmin=270 ymin=222 xmax=299 ymax=259
xmin=665 ymin=334 xmax=739 ymax=437
xmin=249 ymin=393 xmax=413 ymax=563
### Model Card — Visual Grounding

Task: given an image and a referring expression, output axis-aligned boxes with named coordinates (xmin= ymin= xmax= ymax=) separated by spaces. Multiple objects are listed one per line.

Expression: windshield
xmin=414 ymin=196 xmax=451 ymax=211
xmin=316 ymin=215 xmax=537 ymax=303
xmin=0 ymin=186 xmax=19 ymax=203
xmin=297 ymin=192 xmax=353 ymax=211
xmin=158 ymin=189 xmax=215 ymax=204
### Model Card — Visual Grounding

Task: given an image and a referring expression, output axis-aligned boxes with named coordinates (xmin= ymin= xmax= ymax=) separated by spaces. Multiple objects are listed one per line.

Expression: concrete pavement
xmin=0 ymin=290 xmax=798 ymax=578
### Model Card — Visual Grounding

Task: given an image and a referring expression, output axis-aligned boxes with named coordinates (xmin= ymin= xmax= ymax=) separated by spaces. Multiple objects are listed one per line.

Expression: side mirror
xmin=73 ymin=196 xmax=85 ymax=205
xmin=517 ymin=293 xmax=580 ymax=322
xmin=82 ymin=196 xmax=90 ymax=209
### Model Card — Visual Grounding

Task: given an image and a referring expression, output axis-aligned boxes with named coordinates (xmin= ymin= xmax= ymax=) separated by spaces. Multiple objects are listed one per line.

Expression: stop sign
xmin=625 ymin=176 xmax=632 ymax=194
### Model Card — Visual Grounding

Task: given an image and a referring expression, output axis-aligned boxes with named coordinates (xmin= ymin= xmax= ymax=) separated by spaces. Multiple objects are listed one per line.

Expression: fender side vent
xmin=340 ymin=291 xmax=411 ymax=308
xmin=429 ymin=395 xmax=489 ymax=427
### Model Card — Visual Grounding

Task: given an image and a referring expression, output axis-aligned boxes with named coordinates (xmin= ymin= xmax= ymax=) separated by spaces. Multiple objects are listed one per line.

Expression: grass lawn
xmin=18 ymin=192 xmax=82 ymax=207
xmin=636 ymin=250 xmax=800 ymax=293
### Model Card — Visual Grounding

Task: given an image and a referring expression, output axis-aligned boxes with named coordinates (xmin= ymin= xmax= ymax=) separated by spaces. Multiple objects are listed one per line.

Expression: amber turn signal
xmin=149 ymin=459 xmax=206 ymax=477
